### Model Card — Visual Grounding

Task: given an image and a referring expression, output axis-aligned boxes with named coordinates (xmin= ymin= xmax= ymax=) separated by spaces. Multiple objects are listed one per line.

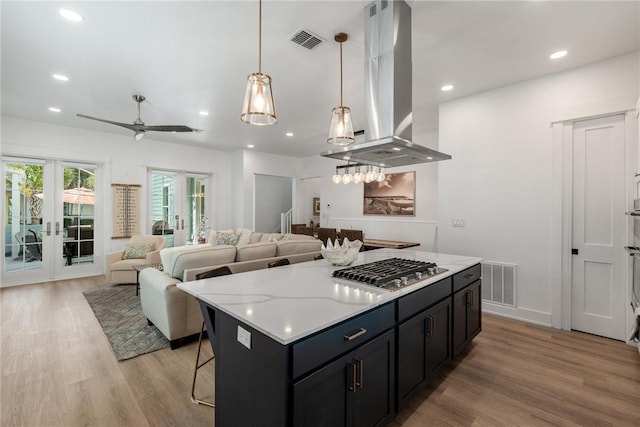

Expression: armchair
xmin=106 ymin=234 xmax=167 ymax=284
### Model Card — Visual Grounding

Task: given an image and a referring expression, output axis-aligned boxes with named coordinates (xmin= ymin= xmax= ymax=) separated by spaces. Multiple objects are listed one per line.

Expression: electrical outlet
xmin=237 ymin=325 xmax=251 ymax=349
xmin=452 ymin=218 xmax=465 ymax=227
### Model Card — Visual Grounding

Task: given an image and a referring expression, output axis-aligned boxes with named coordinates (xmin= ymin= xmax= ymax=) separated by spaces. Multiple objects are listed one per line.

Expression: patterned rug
xmin=83 ymin=285 xmax=169 ymax=361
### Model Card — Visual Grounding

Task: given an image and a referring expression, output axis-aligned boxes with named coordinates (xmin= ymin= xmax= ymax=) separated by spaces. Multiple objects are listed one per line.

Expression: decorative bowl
xmin=320 ymin=237 xmax=362 ymax=266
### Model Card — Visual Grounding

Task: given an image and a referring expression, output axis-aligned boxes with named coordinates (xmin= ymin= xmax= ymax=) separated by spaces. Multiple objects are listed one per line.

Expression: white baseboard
xmin=483 ymin=301 xmax=553 ymax=327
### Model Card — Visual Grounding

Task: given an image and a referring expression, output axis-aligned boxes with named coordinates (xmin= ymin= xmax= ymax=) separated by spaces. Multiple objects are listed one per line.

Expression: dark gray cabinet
xmin=452 ymin=266 xmax=482 ymax=357
xmin=397 ymin=293 xmax=451 ymax=408
xmin=198 ymin=263 xmax=481 ymax=427
xmin=293 ymin=329 xmax=395 ymax=427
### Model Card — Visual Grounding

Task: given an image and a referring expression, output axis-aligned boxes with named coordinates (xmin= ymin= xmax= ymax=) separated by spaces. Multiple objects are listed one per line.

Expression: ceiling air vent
xmin=290 ymin=28 xmax=324 ymax=50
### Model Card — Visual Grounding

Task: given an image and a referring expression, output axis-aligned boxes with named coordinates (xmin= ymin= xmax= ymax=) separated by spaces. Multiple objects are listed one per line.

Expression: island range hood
xmin=321 ymin=0 xmax=451 ymax=167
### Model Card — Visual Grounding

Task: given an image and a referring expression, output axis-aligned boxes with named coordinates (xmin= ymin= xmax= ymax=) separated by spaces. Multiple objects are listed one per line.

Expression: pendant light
xmin=327 ymin=33 xmax=355 ymax=146
xmin=241 ymin=0 xmax=277 ymax=126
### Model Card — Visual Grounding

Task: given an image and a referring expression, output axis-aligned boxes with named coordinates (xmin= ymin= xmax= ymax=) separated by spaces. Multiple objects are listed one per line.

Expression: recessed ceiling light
xmin=392 ymin=147 xmax=402 ymax=151
xmin=199 ymin=111 xmax=209 ymax=116
xmin=427 ymin=156 xmax=433 ymax=160
xmin=441 ymin=84 xmax=454 ymax=92
xmin=52 ymin=74 xmax=69 ymax=82
xmin=48 ymin=107 xmax=61 ymax=113
xmin=247 ymin=144 xmax=255 ymax=148
xmin=549 ymin=50 xmax=568 ymax=60
xmin=59 ymin=9 xmax=84 ymax=22
xmin=285 ymin=132 xmax=294 ymax=137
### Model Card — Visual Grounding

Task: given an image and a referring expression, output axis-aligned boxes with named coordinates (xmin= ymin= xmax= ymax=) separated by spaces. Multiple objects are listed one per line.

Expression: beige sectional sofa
xmin=139 ymin=231 xmax=322 ymax=348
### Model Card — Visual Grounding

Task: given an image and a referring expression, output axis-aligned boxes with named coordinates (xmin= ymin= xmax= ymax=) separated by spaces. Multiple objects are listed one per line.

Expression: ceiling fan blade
xmin=142 ymin=125 xmax=202 ymax=133
xmin=76 ymin=114 xmax=138 ymax=131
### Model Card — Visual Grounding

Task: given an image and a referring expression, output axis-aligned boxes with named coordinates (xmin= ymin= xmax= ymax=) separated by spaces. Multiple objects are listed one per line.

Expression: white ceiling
xmin=2 ymin=1 xmax=639 ymax=158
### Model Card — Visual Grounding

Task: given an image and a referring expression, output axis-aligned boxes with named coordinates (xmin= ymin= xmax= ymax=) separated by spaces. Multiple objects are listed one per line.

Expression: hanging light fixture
xmin=327 ymin=33 xmax=355 ymax=146
xmin=241 ymin=0 xmax=277 ymax=126
xmin=332 ymin=167 xmax=343 ymax=184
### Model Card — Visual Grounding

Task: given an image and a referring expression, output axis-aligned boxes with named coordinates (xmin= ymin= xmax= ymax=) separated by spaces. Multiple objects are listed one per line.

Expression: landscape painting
xmin=363 ymin=171 xmax=415 ymax=216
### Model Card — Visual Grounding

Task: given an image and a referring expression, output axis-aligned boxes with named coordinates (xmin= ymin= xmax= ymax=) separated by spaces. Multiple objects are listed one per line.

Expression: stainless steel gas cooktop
xmin=332 ymin=257 xmax=448 ymax=291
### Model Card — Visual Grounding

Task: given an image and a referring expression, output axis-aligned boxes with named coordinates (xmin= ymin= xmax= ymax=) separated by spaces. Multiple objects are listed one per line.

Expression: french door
xmin=148 ymin=170 xmax=210 ymax=248
xmin=2 ymin=158 xmax=103 ymax=286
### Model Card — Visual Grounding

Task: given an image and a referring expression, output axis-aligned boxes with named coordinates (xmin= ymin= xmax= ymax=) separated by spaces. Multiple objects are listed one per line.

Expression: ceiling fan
xmin=77 ymin=95 xmax=202 ymax=140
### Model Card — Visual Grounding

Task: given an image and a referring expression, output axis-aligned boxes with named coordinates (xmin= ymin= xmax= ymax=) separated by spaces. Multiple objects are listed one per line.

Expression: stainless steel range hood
xmin=321 ymin=0 xmax=451 ymax=167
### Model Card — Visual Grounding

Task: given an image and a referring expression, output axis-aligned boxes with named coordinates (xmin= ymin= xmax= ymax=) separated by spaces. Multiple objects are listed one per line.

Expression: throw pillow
xmin=215 ymin=231 xmax=239 ymax=246
xmin=122 ymin=242 xmax=156 ymax=259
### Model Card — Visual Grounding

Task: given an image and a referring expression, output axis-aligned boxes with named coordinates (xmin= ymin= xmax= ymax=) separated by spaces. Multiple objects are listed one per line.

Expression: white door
xmin=2 ymin=158 xmax=102 ymax=286
xmin=571 ymin=114 xmax=626 ymax=340
xmin=148 ymin=170 xmax=210 ymax=247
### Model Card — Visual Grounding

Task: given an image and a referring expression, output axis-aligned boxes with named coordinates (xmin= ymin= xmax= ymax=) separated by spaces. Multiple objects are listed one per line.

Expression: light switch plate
xmin=237 ymin=325 xmax=251 ymax=349
xmin=452 ymin=218 xmax=465 ymax=227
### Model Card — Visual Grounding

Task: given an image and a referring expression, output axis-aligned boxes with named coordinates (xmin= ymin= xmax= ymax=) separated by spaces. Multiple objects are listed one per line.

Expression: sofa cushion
xmin=249 ymin=232 xmax=263 ymax=243
xmin=235 ymin=242 xmax=277 ymax=262
xmin=275 ymin=239 xmax=322 ymax=257
xmin=282 ymin=233 xmax=317 ymax=241
xmin=162 ymin=245 xmax=236 ymax=279
xmin=236 ymin=228 xmax=253 ymax=246
xmin=122 ymin=242 xmax=156 ymax=259
xmin=259 ymin=233 xmax=284 ymax=243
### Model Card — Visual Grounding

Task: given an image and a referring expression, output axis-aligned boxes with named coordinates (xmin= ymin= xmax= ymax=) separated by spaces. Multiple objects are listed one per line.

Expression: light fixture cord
xmin=339 ymin=40 xmax=343 ymax=107
xmin=258 ymin=0 xmax=262 ymax=74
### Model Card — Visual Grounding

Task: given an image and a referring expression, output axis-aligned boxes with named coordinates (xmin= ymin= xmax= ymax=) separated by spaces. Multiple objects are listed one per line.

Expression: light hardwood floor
xmin=1 ymin=276 xmax=639 ymax=426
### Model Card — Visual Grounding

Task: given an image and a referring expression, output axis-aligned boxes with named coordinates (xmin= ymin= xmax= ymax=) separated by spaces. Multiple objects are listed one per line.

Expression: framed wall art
xmin=313 ymin=197 xmax=321 ymax=215
xmin=363 ymin=171 xmax=415 ymax=216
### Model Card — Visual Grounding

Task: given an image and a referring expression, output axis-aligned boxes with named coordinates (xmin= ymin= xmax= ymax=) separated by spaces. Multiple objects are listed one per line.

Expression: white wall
xmin=240 ymin=150 xmax=301 ymax=229
xmin=254 ymin=174 xmax=292 ymax=233
xmin=1 ymin=117 xmax=233 ymax=256
xmin=438 ymin=52 xmax=640 ymax=326
xmin=298 ymin=177 xmax=321 ymax=225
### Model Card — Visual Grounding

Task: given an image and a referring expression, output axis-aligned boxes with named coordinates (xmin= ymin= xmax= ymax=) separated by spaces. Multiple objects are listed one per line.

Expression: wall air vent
xmin=481 ymin=261 xmax=517 ymax=307
xmin=290 ymin=29 xmax=325 ymax=50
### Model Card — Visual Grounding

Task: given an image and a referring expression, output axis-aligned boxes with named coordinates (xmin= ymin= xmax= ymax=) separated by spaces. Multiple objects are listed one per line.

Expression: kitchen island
xmin=178 ymin=249 xmax=482 ymax=426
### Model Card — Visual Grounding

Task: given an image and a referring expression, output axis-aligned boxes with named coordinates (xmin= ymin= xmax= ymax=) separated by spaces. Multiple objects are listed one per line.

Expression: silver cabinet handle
xmin=46 ymin=222 xmax=51 ymax=236
xmin=347 ymin=362 xmax=357 ymax=391
xmin=344 ymin=328 xmax=367 ymax=341
xmin=55 ymin=222 xmax=60 ymax=235
xmin=356 ymin=359 xmax=363 ymax=390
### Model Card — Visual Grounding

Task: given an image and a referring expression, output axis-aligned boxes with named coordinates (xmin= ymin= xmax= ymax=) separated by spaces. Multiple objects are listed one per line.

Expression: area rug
xmin=83 ymin=285 xmax=169 ymax=361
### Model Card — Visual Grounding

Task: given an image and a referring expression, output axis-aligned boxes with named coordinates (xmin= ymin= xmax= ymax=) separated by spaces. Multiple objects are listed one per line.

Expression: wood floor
xmin=1 ymin=276 xmax=639 ymax=427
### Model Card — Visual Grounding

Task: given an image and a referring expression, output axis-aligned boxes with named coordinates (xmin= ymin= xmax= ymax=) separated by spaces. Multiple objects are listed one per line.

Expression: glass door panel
xmin=61 ymin=166 xmax=95 ymax=266
xmin=149 ymin=170 xmax=210 ymax=248
xmin=4 ymin=161 xmax=45 ymax=275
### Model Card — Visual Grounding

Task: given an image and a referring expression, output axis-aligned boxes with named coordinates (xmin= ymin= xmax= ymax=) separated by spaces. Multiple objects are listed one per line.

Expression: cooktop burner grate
xmin=332 ymin=257 xmax=446 ymax=289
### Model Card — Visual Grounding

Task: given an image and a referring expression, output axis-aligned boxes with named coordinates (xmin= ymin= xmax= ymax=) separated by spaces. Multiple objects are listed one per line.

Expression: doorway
xmin=570 ymin=114 xmax=627 ymax=340
xmin=2 ymin=158 xmax=103 ymax=286
xmin=254 ymin=174 xmax=292 ymax=233
xmin=148 ymin=170 xmax=210 ymax=247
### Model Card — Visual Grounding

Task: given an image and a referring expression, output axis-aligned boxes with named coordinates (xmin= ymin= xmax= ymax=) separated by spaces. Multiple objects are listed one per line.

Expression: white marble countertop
xmin=177 ymin=249 xmax=482 ymax=345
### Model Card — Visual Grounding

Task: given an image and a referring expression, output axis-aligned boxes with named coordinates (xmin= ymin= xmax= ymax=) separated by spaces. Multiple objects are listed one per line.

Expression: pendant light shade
xmin=241 ymin=0 xmax=277 ymax=126
xmin=327 ymin=33 xmax=355 ymax=146
xmin=241 ymin=72 xmax=276 ymax=125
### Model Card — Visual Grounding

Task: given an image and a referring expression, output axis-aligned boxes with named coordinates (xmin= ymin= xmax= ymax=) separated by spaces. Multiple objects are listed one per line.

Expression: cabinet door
xmin=426 ymin=297 xmax=452 ymax=377
xmin=293 ymin=353 xmax=351 ymax=427
xmin=397 ymin=312 xmax=427 ymax=407
xmin=353 ymin=329 xmax=395 ymax=427
xmin=467 ymin=281 xmax=482 ymax=341
xmin=452 ymin=288 xmax=468 ymax=356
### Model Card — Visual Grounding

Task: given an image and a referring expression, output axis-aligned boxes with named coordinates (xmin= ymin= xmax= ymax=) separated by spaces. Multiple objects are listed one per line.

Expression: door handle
xmin=55 ymin=222 xmax=60 ymax=236
xmin=46 ymin=222 xmax=51 ymax=236
xmin=175 ymin=215 xmax=179 ymax=230
xmin=356 ymin=359 xmax=363 ymax=390
xmin=347 ymin=362 xmax=357 ymax=392
xmin=344 ymin=328 xmax=367 ymax=341
xmin=181 ymin=219 xmax=185 ymax=230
